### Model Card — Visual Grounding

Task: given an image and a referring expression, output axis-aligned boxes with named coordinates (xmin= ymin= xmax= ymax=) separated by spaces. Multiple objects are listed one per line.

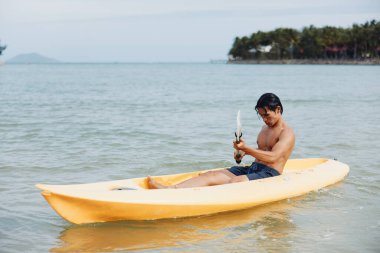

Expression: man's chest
xmin=257 ymin=129 xmax=281 ymax=151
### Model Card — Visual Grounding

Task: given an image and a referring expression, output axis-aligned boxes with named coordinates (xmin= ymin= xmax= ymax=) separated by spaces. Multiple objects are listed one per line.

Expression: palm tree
xmin=299 ymin=25 xmax=323 ymax=59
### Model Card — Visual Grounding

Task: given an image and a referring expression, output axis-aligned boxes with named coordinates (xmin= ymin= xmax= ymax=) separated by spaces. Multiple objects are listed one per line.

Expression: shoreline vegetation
xmin=228 ymin=20 xmax=380 ymax=65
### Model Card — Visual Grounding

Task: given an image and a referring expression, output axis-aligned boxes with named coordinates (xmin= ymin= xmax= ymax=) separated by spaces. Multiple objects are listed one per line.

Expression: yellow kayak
xmin=36 ymin=158 xmax=349 ymax=224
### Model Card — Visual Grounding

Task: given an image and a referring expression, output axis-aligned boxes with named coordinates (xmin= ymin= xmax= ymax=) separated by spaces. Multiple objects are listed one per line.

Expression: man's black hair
xmin=255 ymin=93 xmax=283 ymax=114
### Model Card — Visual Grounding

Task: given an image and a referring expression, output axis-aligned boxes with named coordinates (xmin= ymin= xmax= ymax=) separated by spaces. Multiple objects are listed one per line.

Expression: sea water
xmin=0 ymin=63 xmax=379 ymax=252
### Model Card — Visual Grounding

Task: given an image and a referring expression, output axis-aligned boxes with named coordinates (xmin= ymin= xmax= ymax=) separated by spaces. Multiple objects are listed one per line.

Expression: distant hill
xmin=6 ymin=53 xmax=60 ymax=64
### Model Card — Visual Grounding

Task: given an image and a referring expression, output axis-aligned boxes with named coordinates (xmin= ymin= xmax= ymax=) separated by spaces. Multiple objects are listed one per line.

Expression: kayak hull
xmin=36 ymin=158 xmax=349 ymax=224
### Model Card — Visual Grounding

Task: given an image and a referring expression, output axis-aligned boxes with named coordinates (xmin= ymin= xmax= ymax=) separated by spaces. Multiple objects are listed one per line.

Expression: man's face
xmin=257 ymin=107 xmax=280 ymax=127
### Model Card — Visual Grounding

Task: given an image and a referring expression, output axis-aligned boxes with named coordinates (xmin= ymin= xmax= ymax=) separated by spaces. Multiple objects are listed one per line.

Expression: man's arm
xmin=233 ymin=128 xmax=295 ymax=163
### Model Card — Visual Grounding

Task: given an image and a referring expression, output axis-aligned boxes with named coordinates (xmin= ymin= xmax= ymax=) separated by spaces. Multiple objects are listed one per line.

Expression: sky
xmin=0 ymin=0 xmax=379 ymax=62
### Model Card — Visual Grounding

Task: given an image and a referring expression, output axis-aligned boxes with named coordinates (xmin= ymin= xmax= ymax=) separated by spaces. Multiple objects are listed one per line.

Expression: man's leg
xmin=148 ymin=169 xmax=241 ymax=189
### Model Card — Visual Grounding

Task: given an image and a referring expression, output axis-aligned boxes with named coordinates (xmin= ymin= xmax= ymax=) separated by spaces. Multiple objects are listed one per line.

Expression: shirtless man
xmin=148 ymin=93 xmax=295 ymax=189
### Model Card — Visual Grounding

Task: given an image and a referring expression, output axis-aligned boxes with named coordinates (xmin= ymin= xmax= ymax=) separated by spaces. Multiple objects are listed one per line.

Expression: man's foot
xmin=147 ymin=176 xmax=173 ymax=189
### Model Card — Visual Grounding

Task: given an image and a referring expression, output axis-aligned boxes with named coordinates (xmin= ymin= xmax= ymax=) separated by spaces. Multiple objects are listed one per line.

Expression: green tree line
xmin=229 ymin=20 xmax=380 ymax=60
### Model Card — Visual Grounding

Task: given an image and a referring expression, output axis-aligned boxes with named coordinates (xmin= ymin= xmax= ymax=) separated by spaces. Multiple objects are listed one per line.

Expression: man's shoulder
xmin=280 ymin=124 xmax=295 ymax=138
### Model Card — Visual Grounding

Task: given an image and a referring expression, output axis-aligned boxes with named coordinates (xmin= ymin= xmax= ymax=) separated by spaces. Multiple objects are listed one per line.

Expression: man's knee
xmin=200 ymin=171 xmax=217 ymax=178
xmin=229 ymin=175 xmax=249 ymax=184
xmin=202 ymin=171 xmax=224 ymax=177
xmin=202 ymin=171 xmax=230 ymax=185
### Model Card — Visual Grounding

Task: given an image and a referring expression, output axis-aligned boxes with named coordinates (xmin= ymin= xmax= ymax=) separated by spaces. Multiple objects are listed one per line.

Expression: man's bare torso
xmin=256 ymin=122 xmax=295 ymax=174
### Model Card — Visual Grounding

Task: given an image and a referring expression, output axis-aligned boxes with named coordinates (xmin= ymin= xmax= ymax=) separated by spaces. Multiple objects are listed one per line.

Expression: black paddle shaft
xmin=235 ymin=132 xmax=243 ymax=164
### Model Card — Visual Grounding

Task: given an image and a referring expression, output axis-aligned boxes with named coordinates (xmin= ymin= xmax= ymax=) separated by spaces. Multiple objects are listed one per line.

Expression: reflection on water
xmin=51 ymin=201 xmax=297 ymax=252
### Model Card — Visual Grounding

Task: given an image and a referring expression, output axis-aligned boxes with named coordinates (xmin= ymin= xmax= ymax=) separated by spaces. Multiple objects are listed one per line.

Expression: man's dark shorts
xmin=227 ymin=162 xmax=280 ymax=181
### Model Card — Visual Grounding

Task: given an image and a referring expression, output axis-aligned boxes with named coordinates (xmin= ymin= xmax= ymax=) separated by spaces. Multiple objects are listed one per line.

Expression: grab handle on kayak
xmin=111 ymin=187 xmax=137 ymax=191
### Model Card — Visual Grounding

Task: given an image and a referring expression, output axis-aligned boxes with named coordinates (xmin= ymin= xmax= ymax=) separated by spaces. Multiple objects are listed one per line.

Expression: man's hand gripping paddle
xmin=235 ymin=110 xmax=243 ymax=164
